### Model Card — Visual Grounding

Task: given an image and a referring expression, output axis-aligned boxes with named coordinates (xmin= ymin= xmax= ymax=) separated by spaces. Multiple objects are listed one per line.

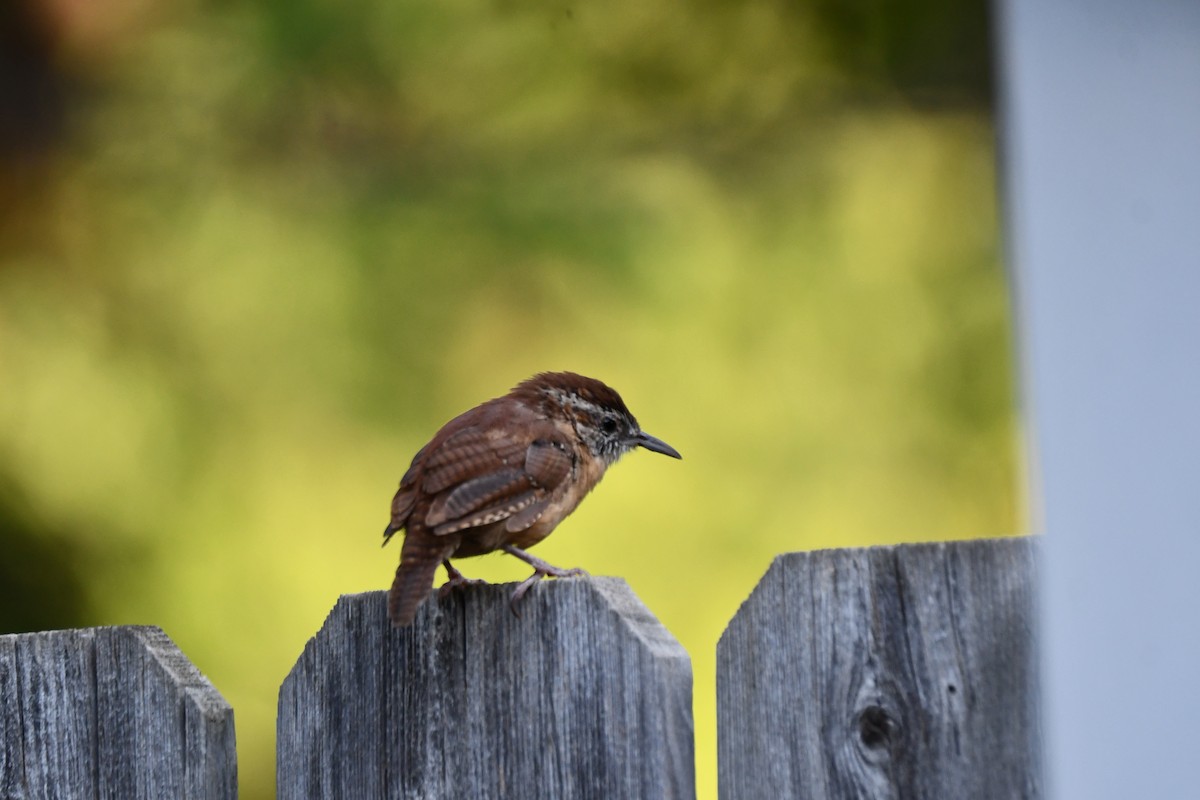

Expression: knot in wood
xmin=849 ymin=671 xmax=912 ymax=769
xmin=857 ymin=705 xmax=897 ymax=751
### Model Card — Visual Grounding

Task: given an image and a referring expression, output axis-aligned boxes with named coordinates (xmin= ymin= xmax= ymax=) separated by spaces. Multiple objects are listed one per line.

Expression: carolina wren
xmin=383 ymin=371 xmax=681 ymax=627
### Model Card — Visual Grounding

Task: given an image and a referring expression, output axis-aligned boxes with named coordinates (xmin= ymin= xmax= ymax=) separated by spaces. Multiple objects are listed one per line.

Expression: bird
xmin=383 ymin=371 xmax=681 ymax=627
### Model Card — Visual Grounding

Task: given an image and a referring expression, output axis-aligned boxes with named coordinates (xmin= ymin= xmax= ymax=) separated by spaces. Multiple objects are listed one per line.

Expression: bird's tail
xmin=388 ymin=536 xmax=455 ymax=627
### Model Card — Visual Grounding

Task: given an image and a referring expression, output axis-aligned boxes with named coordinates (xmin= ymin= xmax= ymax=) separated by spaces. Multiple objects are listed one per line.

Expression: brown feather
xmin=426 ymin=469 xmax=531 ymax=528
xmin=388 ymin=529 xmax=458 ymax=625
xmin=432 ymin=492 xmax=539 ymax=535
xmin=523 ymin=439 xmax=573 ymax=488
xmin=422 ymin=429 xmax=525 ymax=494
xmin=504 ymin=500 xmax=548 ymax=533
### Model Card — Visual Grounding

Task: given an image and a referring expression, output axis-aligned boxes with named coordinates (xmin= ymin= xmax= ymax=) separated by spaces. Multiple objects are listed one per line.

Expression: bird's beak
xmin=633 ymin=431 xmax=682 ymax=459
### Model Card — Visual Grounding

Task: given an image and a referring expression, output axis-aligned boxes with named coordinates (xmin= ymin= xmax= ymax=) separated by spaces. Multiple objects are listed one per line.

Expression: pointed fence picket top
xmin=0 ymin=625 xmax=237 ymax=799
xmin=277 ymin=579 xmax=695 ymax=800
xmin=717 ymin=537 xmax=1041 ymax=799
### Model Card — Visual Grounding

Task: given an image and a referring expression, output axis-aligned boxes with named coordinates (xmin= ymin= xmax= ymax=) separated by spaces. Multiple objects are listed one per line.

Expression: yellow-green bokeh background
xmin=0 ymin=2 xmax=1020 ymax=798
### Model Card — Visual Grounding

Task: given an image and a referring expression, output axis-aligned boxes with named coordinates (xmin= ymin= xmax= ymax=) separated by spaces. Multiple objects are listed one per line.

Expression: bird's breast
xmin=509 ymin=449 xmax=608 ymax=548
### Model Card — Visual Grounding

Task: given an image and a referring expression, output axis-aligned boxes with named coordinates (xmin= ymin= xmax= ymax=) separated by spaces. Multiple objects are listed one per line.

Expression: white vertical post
xmin=996 ymin=0 xmax=1200 ymax=797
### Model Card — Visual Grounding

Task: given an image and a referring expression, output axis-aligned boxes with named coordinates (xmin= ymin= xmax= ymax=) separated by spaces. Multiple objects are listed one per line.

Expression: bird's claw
xmin=508 ymin=566 xmax=587 ymax=616
xmin=437 ymin=560 xmax=489 ymax=598
xmin=543 ymin=565 xmax=589 ymax=580
xmin=438 ymin=575 xmax=488 ymax=598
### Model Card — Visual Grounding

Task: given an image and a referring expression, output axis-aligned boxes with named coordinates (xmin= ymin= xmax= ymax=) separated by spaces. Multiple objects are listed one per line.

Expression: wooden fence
xmin=0 ymin=536 xmax=1038 ymax=799
xmin=0 ymin=625 xmax=236 ymax=799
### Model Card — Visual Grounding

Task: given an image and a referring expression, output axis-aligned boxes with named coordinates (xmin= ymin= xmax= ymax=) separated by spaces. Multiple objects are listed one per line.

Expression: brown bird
xmin=383 ymin=371 xmax=681 ymax=626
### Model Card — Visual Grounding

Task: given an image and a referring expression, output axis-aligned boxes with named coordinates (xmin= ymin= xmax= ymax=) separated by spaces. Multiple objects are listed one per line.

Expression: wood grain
xmin=717 ymin=537 xmax=1041 ymax=799
xmin=278 ymin=579 xmax=694 ymax=799
xmin=0 ymin=626 xmax=236 ymax=799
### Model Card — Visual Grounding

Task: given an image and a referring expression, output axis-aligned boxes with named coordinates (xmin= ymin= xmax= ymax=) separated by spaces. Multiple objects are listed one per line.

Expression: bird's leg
xmin=437 ymin=560 xmax=488 ymax=598
xmin=502 ymin=544 xmax=587 ymax=615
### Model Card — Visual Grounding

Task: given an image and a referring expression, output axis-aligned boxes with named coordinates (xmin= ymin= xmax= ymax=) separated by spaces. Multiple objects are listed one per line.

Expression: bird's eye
xmin=600 ymin=417 xmax=619 ymax=435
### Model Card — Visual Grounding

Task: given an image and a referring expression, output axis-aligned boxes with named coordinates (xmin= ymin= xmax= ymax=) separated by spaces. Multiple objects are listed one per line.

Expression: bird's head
xmin=513 ymin=371 xmax=682 ymax=466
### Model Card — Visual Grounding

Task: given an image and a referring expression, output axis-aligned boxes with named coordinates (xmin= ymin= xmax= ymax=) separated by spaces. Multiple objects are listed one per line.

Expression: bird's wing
xmin=422 ymin=429 xmax=528 ymax=494
xmin=382 ymin=442 xmax=430 ymax=541
xmin=420 ymin=425 xmax=575 ymax=536
xmin=504 ymin=438 xmax=573 ymax=532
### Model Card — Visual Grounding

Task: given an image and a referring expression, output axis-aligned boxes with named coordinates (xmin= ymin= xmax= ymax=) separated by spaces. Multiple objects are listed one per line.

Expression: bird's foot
xmin=502 ymin=545 xmax=587 ymax=616
xmin=437 ymin=561 xmax=488 ymax=598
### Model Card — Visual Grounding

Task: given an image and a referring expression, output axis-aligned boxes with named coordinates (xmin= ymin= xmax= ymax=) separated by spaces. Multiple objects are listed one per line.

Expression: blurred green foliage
xmin=0 ymin=0 xmax=1016 ymax=797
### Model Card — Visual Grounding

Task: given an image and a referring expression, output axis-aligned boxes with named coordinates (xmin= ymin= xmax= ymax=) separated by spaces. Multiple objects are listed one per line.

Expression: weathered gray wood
xmin=278 ymin=578 xmax=694 ymax=800
xmin=0 ymin=625 xmax=237 ymax=799
xmin=718 ymin=537 xmax=1041 ymax=800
